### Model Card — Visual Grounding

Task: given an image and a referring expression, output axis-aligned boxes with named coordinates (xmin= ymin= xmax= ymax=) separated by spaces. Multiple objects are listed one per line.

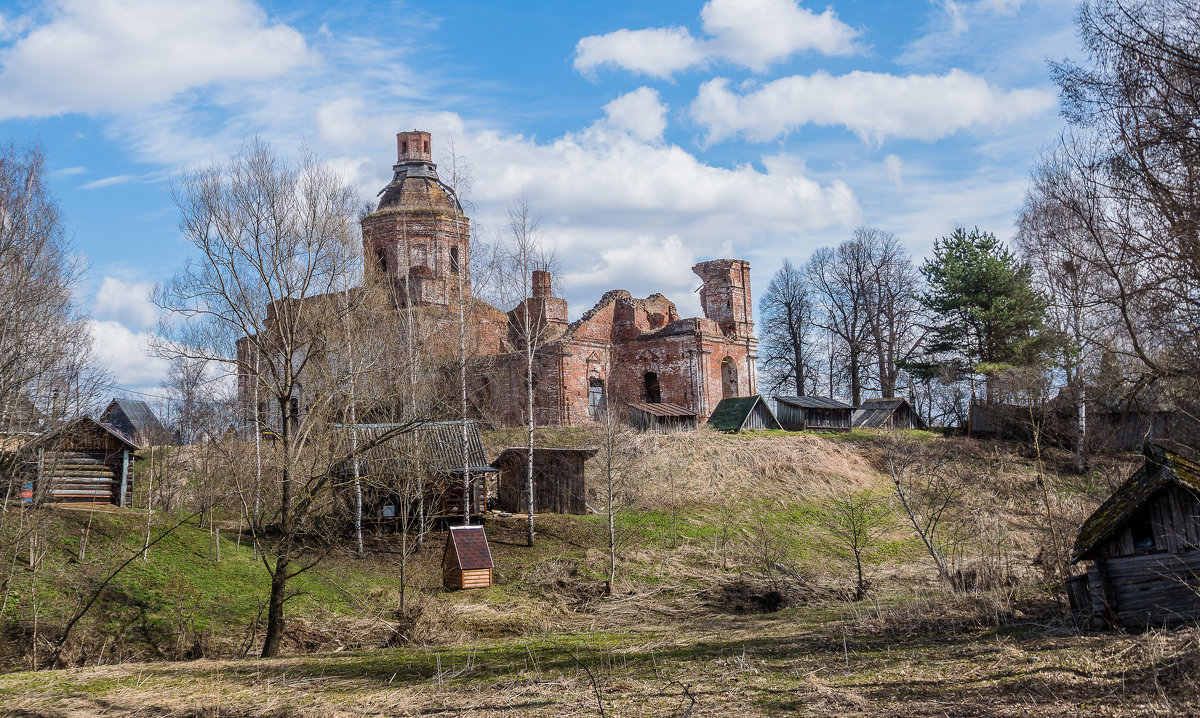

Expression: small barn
xmin=1067 ymin=444 xmax=1200 ymax=628
xmin=12 ymin=417 xmax=140 ymax=506
xmin=852 ymin=397 xmax=928 ymax=430
xmin=626 ymin=402 xmax=697 ymax=433
xmin=492 ymin=446 xmax=598 ymax=515
xmin=101 ymin=398 xmax=171 ymax=447
xmin=774 ymin=396 xmax=854 ymax=432
xmin=706 ymin=395 xmax=783 ymax=433
xmin=443 ymin=525 xmax=494 ymax=590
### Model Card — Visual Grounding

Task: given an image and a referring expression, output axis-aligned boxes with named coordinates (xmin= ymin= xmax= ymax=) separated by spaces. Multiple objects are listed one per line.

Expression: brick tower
xmin=361 ymin=131 xmax=471 ymax=306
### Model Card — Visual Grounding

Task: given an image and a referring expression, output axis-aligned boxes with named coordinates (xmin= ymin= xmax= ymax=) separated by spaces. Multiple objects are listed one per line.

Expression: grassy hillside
xmin=0 ymin=429 xmax=1183 ymax=716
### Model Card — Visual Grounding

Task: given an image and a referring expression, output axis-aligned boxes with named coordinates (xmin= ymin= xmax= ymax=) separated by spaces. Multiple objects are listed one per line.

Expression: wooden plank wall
xmin=1102 ymin=486 xmax=1200 ymax=558
xmin=1086 ymin=549 xmax=1200 ymax=627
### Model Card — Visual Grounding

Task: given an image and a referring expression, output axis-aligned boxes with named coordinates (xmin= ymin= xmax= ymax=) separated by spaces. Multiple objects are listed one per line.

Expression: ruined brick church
xmin=258 ymin=131 xmax=758 ymax=426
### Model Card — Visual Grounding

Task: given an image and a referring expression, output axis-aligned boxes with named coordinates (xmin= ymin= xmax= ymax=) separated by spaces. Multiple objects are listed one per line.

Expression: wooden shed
xmin=1067 ymin=444 xmax=1200 ymax=628
xmin=101 ymin=398 xmax=172 ymax=447
xmin=13 ymin=417 xmax=140 ymax=506
xmin=852 ymin=397 xmax=928 ymax=430
xmin=774 ymin=396 xmax=854 ymax=432
xmin=626 ymin=402 xmax=697 ymax=433
xmin=336 ymin=421 xmax=497 ymax=523
xmin=706 ymin=395 xmax=783 ymax=433
xmin=443 ymin=525 xmax=494 ymax=590
xmin=492 ymin=446 xmax=598 ymax=515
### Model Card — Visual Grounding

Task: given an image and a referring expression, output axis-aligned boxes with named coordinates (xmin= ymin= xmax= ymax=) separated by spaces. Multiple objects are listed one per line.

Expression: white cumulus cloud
xmin=574 ymin=0 xmax=860 ymax=78
xmin=0 ymin=0 xmax=309 ymax=119
xmin=600 ymin=88 xmax=669 ymax=142
xmin=89 ymin=320 xmax=169 ymax=392
xmin=690 ymin=69 xmax=1056 ymax=144
xmin=93 ymin=277 xmax=160 ymax=331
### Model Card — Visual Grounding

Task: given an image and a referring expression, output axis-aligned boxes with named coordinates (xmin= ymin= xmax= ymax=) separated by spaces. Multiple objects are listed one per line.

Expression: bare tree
xmin=1037 ymin=0 xmax=1200 ymax=451
xmin=594 ymin=403 xmax=637 ymax=595
xmin=860 ymin=229 xmax=924 ymax=399
xmin=502 ymin=192 xmax=555 ymax=547
xmin=758 ymin=259 xmax=817 ymax=396
xmin=807 ymin=232 xmax=875 ymax=406
xmin=817 ymin=489 xmax=893 ymax=600
xmin=881 ymin=435 xmax=965 ymax=590
xmin=155 ymin=139 xmax=410 ymax=657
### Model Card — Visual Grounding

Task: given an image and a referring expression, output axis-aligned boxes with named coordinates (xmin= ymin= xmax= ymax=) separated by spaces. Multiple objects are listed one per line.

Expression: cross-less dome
xmin=375 ymin=130 xmax=463 ymax=214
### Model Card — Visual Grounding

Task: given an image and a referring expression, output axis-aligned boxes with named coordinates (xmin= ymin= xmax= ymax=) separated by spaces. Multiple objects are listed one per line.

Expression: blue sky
xmin=0 ymin=0 xmax=1079 ymax=394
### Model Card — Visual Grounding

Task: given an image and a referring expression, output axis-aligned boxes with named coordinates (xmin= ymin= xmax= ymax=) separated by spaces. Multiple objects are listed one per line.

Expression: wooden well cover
xmin=443 ymin=525 xmax=494 ymax=590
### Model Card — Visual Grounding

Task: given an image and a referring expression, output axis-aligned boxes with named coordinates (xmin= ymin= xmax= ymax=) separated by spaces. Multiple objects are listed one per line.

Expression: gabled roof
xmin=444 ymin=525 xmax=494 ymax=570
xmin=24 ymin=416 xmax=142 ymax=453
xmin=102 ymin=398 xmax=168 ymax=440
xmin=775 ymin=395 xmax=853 ymax=410
xmin=851 ymin=397 xmax=927 ymax=429
xmin=706 ymin=395 xmax=783 ymax=432
xmin=626 ymin=402 xmax=696 ymax=418
xmin=1071 ymin=445 xmax=1200 ymax=563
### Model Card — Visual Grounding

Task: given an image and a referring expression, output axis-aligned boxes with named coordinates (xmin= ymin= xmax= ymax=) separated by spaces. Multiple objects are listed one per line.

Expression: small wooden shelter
xmin=626 ymin=402 xmax=697 ymax=433
xmin=852 ymin=397 xmax=928 ymax=430
xmin=1067 ymin=444 xmax=1200 ymax=628
xmin=443 ymin=525 xmax=494 ymax=590
xmin=11 ymin=417 xmax=140 ymax=506
xmin=492 ymin=446 xmax=598 ymax=515
xmin=706 ymin=395 xmax=782 ymax=433
xmin=101 ymin=398 xmax=171 ymax=447
xmin=336 ymin=421 xmax=497 ymax=522
xmin=774 ymin=396 xmax=854 ymax=432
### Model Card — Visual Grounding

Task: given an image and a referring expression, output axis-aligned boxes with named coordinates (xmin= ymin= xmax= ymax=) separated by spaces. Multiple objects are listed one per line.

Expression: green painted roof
xmin=1071 ymin=445 xmax=1200 ymax=563
xmin=706 ymin=395 xmax=782 ymax=433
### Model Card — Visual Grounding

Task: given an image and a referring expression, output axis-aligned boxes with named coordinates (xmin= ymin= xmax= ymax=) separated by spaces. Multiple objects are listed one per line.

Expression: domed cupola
xmin=361 ymin=131 xmax=472 ymax=307
xmin=375 ymin=130 xmax=463 ymax=214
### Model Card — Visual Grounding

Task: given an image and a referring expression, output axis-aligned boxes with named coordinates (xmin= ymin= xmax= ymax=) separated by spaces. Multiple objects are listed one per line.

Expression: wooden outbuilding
xmin=101 ymin=398 xmax=172 ymax=447
xmin=443 ymin=525 xmax=494 ymax=590
xmin=11 ymin=417 xmax=140 ymax=506
xmin=492 ymin=446 xmax=598 ymax=515
xmin=852 ymin=397 xmax=928 ymax=430
xmin=336 ymin=420 xmax=497 ymax=522
xmin=1067 ymin=444 xmax=1200 ymax=628
xmin=626 ymin=402 xmax=697 ymax=433
xmin=774 ymin=396 xmax=854 ymax=432
xmin=706 ymin=395 xmax=783 ymax=433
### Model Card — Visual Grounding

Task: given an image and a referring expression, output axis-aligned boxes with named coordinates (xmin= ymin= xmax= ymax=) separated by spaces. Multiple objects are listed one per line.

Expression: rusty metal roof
xmin=444 ymin=525 xmax=493 ymax=570
xmin=1072 ymin=444 xmax=1200 ymax=563
xmin=626 ymin=402 xmax=696 ymax=418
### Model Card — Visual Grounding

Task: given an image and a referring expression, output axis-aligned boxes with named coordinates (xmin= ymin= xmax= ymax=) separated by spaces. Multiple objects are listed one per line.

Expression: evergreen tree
xmin=919 ymin=227 xmax=1047 ymax=401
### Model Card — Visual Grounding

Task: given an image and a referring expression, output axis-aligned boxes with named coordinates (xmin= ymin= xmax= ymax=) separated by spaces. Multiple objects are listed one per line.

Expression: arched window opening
xmin=375 ymin=245 xmax=389 ymax=275
xmin=721 ymin=357 xmax=738 ymax=399
xmin=644 ymin=372 xmax=661 ymax=404
xmin=401 ymin=141 xmax=408 ymax=154
xmin=424 ymin=140 xmax=430 ymax=154
xmin=450 ymin=246 xmax=460 ymax=274
xmin=588 ymin=378 xmax=605 ymax=420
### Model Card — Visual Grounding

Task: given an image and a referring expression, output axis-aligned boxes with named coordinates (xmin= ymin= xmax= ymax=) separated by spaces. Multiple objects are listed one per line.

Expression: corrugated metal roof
xmin=626 ymin=402 xmax=696 ymax=418
xmin=1072 ymin=445 xmax=1200 ymax=563
xmin=445 ymin=525 xmax=494 ymax=570
xmin=706 ymin=395 xmax=782 ymax=432
xmin=103 ymin=398 xmax=168 ymax=440
xmin=851 ymin=397 xmax=927 ymax=429
xmin=774 ymin=395 xmax=853 ymax=410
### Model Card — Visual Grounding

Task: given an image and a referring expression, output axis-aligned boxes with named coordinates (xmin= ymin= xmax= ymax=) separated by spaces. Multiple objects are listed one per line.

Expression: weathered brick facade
xmin=240 ymin=131 xmax=758 ymax=427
